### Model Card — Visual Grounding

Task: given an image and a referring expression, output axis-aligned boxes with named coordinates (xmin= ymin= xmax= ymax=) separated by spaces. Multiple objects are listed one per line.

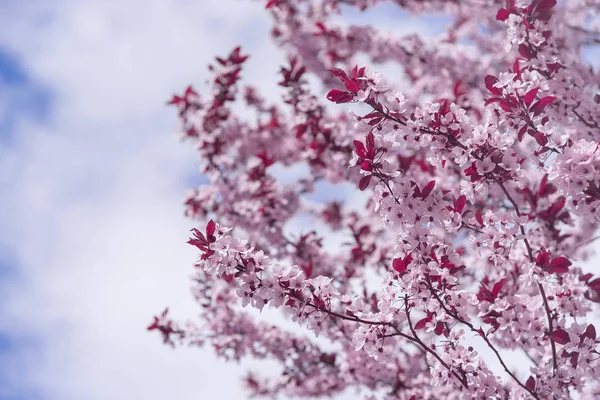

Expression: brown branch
xmin=572 ymin=107 xmax=598 ymax=129
xmin=537 ymin=281 xmax=558 ymax=377
xmin=492 ymin=177 xmax=535 ymax=263
xmin=573 ymin=235 xmax=600 ymax=251
xmin=489 ymin=179 xmax=559 ymax=378
xmin=424 ymin=279 xmax=539 ymax=399
xmin=403 ymin=295 xmax=469 ymax=390
xmin=294 ymin=292 xmax=471 ymax=390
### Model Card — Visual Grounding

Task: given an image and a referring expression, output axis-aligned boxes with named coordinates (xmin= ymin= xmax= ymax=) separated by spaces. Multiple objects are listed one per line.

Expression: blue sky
xmin=0 ymin=49 xmax=27 ymax=144
xmin=0 ymin=47 xmax=38 ymax=400
xmin=0 ymin=50 xmax=27 ymax=84
xmin=0 ymin=49 xmax=37 ymax=400
xmin=0 ymin=2 xmax=293 ymax=399
xmin=0 ymin=49 xmax=50 ymax=144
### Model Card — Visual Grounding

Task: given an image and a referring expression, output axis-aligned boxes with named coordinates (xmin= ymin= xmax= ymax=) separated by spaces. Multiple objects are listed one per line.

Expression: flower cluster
xmin=549 ymin=139 xmax=600 ymax=219
xmin=150 ymin=0 xmax=600 ymax=398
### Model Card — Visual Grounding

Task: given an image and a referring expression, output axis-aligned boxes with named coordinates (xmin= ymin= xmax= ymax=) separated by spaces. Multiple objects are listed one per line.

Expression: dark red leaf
xmin=392 ymin=257 xmax=407 ymax=273
xmin=484 ymin=75 xmax=502 ymax=95
xmin=184 ymin=86 xmax=198 ymax=97
xmin=358 ymin=226 xmax=370 ymax=237
xmin=517 ymin=125 xmax=528 ymax=142
xmin=206 ymin=220 xmax=216 ymax=237
xmin=549 ymin=196 xmax=566 ymax=214
xmin=167 ymin=95 xmax=184 ymax=106
xmin=492 ymin=278 xmax=507 ymax=298
xmin=327 ymin=89 xmax=354 ymax=104
xmin=357 ymin=67 xmax=366 ymax=77
xmin=293 ymin=66 xmax=306 ymax=81
xmin=229 ymin=47 xmax=249 ymax=64
xmin=539 ymin=174 xmax=557 ymax=197
xmin=440 ymin=99 xmax=450 ymax=115
xmin=453 ymin=80 xmax=464 ymax=98
xmin=302 ymin=261 xmax=313 ymax=278
xmin=536 ymin=251 xmax=550 ymax=268
xmin=412 ymin=184 xmax=421 ymax=199
xmin=524 ymin=87 xmax=540 ymax=107
xmin=548 ymin=256 xmax=571 ymax=274
xmin=359 ymin=175 xmax=371 ymax=191
xmin=329 ymin=68 xmax=348 ymax=81
xmin=189 ymin=229 xmax=207 ymax=246
xmin=588 ymin=278 xmax=600 ymax=291
xmin=315 ymin=22 xmax=327 ymax=33
xmin=582 ymin=273 xmax=594 ymax=282
xmin=360 ymin=160 xmax=372 ymax=172
xmin=534 ymin=131 xmax=548 ymax=146
xmin=512 ymin=59 xmax=520 ymax=76
xmin=531 ymin=96 xmax=557 ymax=116
xmin=404 ymin=253 xmax=413 ymax=268
xmin=367 ymin=117 xmax=383 ymax=126
xmin=147 ymin=317 xmax=159 ymax=331
xmin=353 ymin=140 xmax=368 ymax=158
xmin=496 ymin=8 xmax=510 ymax=21
xmin=312 ymin=294 xmax=325 ymax=309
xmin=392 ymin=253 xmax=412 ymax=274
xmin=538 ymin=96 xmax=558 ymax=107
xmin=476 ymin=208 xmax=484 ymax=227
xmin=421 ymin=180 xmax=436 ymax=199
xmin=484 ymin=97 xmax=503 ymax=106
xmin=414 ymin=317 xmax=430 ymax=330
xmin=526 ymin=376 xmax=536 ymax=391
xmin=584 ymin=324 xmax=597 ymax=340
xmin=344 ymin=79 xmax=361 ymax=92
xmin=454 ymin=195 xmax=467 ymax=213
xmin=499 ymin=100 xmax=513 ymax=112
xmin=366 ymin=132 xmax=375 ymax=152
xmin=434 ymin=321 xmax=445 ymax=336
xmin=550 ymin=329 xmax=570 ymax=345
xmin=537 ymin=0 xmax=557 ymax=11
xmin=518 ymin=44 xmax=531 ymax=59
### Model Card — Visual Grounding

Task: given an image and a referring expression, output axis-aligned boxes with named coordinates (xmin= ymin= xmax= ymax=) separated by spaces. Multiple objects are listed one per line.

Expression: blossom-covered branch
xmin=151 ymin=0 xmax=600 ymax=398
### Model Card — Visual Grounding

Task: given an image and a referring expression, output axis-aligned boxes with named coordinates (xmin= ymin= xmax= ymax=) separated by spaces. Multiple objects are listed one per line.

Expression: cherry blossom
xmin=150 ymin=1 xmax=600 ymax=398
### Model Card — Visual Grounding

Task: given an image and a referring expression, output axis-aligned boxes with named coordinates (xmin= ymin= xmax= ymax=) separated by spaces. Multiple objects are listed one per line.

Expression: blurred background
xmin=0 ymin=1 xmax=598 ymax=399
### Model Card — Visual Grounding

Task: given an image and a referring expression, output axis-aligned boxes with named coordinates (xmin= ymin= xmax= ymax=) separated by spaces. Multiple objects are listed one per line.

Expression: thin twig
xmin=425 ymin=279 xmax=539 ymax=399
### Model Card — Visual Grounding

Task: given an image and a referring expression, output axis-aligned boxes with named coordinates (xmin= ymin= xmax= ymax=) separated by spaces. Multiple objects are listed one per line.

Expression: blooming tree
xmin=149 ymin=0 xmax=600 ymax=398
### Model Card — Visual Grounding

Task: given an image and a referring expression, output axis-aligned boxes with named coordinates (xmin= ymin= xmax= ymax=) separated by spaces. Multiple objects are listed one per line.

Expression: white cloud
xmin=0 ymin=0 xmax=281 ymax=398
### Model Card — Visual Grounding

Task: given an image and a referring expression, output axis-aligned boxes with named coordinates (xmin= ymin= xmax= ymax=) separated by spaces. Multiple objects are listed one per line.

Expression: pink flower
xmin=475 ymin=157 xmax=496 ymax=174
xmin=150 ymin=4 xmax=600 ymax=398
